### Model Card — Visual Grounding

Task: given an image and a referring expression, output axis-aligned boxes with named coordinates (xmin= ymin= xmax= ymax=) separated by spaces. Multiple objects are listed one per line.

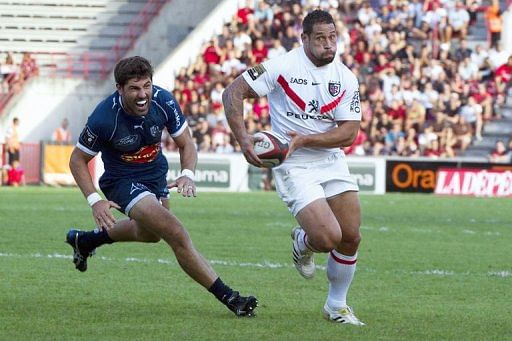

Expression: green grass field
xmin=0 ymin=187 xmax=511 ymax=340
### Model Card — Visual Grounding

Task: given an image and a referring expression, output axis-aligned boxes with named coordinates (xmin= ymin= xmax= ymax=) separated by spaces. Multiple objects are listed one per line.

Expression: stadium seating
xmin=0 ymin=0 xmax=169 ymax=115
xmin=0 ymin=0 xmax=148 ymax=53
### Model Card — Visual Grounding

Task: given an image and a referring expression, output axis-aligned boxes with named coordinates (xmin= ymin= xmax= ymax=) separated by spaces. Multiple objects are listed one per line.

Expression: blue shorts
xmin=99 ymin=177 xmax=169 ymax=216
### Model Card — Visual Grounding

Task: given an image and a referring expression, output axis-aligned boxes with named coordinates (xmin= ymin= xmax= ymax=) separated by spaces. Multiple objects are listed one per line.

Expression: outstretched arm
xmin=168 ymin=128 xmax=198 ymax=197
xmin=222 ymin=75 xmax=264 ymax=167
xmin=69 ymin=148 xmax=120 ymax=229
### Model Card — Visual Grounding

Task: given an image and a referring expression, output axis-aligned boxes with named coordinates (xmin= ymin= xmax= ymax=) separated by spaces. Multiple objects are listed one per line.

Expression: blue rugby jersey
xmin=77 ymin=85 xmax=187 ymax=182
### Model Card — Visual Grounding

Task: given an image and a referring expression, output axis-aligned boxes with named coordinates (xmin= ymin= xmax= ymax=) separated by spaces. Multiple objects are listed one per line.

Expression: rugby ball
xmin=253 ymin=131 xmax=289 ymax=168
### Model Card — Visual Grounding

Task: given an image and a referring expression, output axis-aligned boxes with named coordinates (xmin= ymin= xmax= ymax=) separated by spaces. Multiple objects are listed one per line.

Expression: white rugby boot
xmin=323 ymin=304 xmax=365 ymax=325
xmin=291 ymin=227 xmax=315 ymax=279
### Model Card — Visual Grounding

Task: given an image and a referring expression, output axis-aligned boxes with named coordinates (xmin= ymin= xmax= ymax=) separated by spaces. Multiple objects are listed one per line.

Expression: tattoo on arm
xmin=223 ymin=76 xmax=259 ymax=119
xmin=223 ymin=76 xmax=260 ymax=148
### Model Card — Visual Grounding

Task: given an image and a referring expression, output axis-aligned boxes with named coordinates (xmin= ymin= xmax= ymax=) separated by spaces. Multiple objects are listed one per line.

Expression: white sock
xmin=326 ymin=250 xmax=357 ymax=310
xmin=295 ymin=228 xmax=316 ymax=253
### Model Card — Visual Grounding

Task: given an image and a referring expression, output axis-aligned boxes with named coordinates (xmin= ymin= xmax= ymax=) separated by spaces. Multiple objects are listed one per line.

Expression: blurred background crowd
xmin=165 ymin=0 xmax=512 ymax=160
xmin=1 ymin=0 xmax=511 ymax=188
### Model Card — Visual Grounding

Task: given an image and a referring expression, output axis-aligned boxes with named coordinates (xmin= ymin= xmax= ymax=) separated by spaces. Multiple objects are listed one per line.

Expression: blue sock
xmin=81 ymin=228 xmax=114 ymax=251
xmin=208 ymin=277 xmax=233 ymax=303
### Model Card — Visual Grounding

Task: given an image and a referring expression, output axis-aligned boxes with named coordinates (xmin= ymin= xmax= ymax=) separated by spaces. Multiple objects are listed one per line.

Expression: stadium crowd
xmin=0 ymin=52 xmax=38 ymax=95
xmin=166 ymin=0 xmax=512 ymax=159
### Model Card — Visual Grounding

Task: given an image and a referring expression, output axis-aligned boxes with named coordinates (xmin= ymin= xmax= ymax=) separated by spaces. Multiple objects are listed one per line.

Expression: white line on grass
xmin=0 ymin=252 xmax=510 ymax=278
xmin=361 ymin=225 xmax=503 ymax=236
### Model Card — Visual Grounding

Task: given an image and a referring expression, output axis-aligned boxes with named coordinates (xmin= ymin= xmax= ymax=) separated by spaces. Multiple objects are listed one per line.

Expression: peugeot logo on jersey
xmin=308 ymin=100 xmax=319 ymax=113
xmin=328 ymin=81 xmax=341 ymax=97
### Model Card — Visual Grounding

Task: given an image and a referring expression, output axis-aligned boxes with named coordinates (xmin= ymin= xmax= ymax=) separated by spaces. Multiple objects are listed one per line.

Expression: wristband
xmin=180 ymin=169 xmax=195 ymax=181
xmin=87 ymin=192 xmax=102 ymax=207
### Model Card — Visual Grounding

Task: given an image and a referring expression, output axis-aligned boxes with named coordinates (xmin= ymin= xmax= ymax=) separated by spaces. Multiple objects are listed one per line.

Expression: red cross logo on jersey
xmin=328 ymin=81 xmax=341 ymax=97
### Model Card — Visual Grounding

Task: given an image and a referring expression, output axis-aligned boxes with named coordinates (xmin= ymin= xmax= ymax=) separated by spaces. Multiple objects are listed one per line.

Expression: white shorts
xmin=272 ymin=152 xmax=359 ymax=216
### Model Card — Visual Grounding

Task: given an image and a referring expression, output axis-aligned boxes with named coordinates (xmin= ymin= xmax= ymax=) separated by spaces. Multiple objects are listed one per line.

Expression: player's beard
xmin=312 ymin=50 xmax=335 ymax=66
xmin=319 ymin=51 xmax=335 ymax=64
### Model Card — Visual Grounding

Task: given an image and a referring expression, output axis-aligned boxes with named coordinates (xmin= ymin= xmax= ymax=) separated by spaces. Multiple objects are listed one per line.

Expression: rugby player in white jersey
xmin=223 ymin=10 xmax=364 ymax=325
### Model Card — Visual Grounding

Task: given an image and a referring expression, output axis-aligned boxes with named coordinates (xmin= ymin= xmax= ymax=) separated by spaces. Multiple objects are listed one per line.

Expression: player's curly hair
xmin=114 ymin=56 xmax=153 ymax=86
xmin=302 ymin=9 xmax=335 ymax=35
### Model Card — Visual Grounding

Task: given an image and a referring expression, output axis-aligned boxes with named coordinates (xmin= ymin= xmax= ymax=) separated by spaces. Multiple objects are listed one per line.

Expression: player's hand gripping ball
xmin=253 ymin=131 xmax=289 ymax=168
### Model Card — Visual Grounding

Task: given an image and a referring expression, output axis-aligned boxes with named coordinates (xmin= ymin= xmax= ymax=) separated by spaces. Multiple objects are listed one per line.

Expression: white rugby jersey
xmin=242 ymin=46 xmax=361 ymax=162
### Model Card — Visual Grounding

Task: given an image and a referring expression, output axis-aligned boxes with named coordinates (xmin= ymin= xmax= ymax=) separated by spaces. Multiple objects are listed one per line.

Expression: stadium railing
xmin=36 ymin=0 xmax=170 ymax=79
xmin=0 ymin=0 xmax=170 ymax=115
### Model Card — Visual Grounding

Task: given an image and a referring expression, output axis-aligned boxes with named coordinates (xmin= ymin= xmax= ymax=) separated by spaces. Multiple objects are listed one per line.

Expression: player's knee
xmin=144 ymin=235 xmax=161 ymax=243
xmin=342 ymin=230 xmax=362 ymax=249
xmin=136 ymin=229 xmax=161 ymax=243
xmin=163 ymin=225 xmax=193 ymax=251
xmin=310 ymin=230 xmax=342 ymax=252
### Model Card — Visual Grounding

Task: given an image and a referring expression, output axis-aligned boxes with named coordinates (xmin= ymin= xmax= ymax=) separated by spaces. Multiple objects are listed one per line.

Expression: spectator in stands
xmin=198 ymin=134 xmax=214 ymax=153
xmin=254 ymin=0 xmax=273 ymax=22
xmin=233 ymin=24 xmax=253 ymax=51
xmin=403 ymin=127 xmax=421 ymax=157
xmin=472 ymin=83 xmax=494 ymax=121
xmin=485 ymin=0 xmax=502 ymax=48
xmin=447 ymin=2 xmax=470 ymax=42
xmin=488 ymin=140 xmax=510 ymax=163
xmin=280 ymin=25 xmax=299 ymax=51
xmin=221 ymin=50 xmax=246 ymax=76
xmin=495 ymin=56 xmax=512 ymax=95
xmin=249 ymin=39 xmax=268 ymax=64
xmin=1 ymin=53 xmax=18 ymax=93
xmin=385 ymin=122 xmax=405 ymax=154
xmin=458 ymin=56 xmax=479 ymax=81
xmin=431 ymin=110 xmax=451 ymax=146
xmin=236 ymin=0 xmax=254 ymax=27
xmin=5 ymin=117 xmax=20 ymax=165
xmin=470 ymin=44 xmax=489 ymax=70
xmin=5 ymin=160 xmax=25 ymax=187
xmin=20 ymin=52 xmax=38 ymax=81
xmin=52 ymin=118 xmax=72 ymax=144
xmin=170 ymin=0 xmax=502 ymax=158
xmin=459 ymin=96 xmax=483 ymax=140
xmin=418 ymin=123 xmax=438 ymax=154
xmin=454 ymin=40 xmax=473 ymax=63
xmin=267 ymin=38 xmax=287 ymax=59
xmin=450 ymin=114 xmax=473 ymax=152
xmin=424 ymin=137 xmax=450 ymax=158
xmin=488 ymin=43 xmax=509 ymax=70
xmin=202 ymin=38 xmax=223 ymax=73
xmin=215 ymin=135 xmax=235 ymax=154
xmin=405 ymin=98 xmax=426 ymax=131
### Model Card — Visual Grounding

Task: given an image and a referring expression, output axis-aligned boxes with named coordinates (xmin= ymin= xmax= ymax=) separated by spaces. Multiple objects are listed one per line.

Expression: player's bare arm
xmin=69 ymin=148 xmax=120 ymax=229
xmin=287 ymin=120 xmax=360 ymax=156
xmin=222 ymin=75 xmax=264 ymax=167
xmin=167 ymin=128 xmax=197 ymax=197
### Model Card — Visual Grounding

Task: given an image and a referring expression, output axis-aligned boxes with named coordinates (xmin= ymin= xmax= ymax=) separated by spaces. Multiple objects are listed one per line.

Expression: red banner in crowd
xmin=435 ymin=168 xmax=512 ymax=197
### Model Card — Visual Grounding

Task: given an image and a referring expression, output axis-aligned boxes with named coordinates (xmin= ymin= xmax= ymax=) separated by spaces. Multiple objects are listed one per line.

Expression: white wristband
xmin=180 ymin=169 xmax=195 ymax=181
xmin=86 ymin=192 xmax=102 ymax=207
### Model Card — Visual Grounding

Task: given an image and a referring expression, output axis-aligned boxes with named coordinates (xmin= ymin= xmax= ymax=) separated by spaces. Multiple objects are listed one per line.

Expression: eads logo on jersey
xmin=121 ymin=143 xmax=160 ymax=163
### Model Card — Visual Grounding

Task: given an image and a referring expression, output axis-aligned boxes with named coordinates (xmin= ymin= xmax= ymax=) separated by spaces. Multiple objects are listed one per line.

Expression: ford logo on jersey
xmin=328 ymin=81 xmax=341 ymax=97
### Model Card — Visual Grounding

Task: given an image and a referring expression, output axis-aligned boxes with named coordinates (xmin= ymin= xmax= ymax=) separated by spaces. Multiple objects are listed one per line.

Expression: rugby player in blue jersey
xmin=66 ymin=56 xmax=257 ymax=317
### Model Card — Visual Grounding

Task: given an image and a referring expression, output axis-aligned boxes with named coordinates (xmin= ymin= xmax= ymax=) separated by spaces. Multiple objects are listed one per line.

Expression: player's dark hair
xmin=302 ymin=9 xmax=335 ymax=35
xmin=114 ymin=56 xmax=153 ymax=86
